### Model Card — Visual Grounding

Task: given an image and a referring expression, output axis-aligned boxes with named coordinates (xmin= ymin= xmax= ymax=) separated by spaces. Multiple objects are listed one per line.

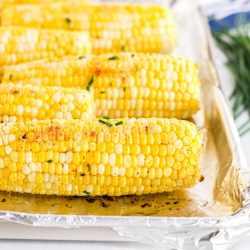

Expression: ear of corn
xmin=0 ymin=118 xmax=202 ymax=196
xmin=1 ymin=2 xmax=176 ymax=54
xmin=0 ymin=26 xmax=91 ymax=77
xmin=0 ymin=0 xmax=89 ymax=20
xmin=3 ymin=53 xmax=201 ymax=119
xmin=0 ymin=83 xmax=94 ymax=122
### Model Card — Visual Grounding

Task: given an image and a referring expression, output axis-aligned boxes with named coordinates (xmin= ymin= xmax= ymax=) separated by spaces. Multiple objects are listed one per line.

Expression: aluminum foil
xmin=0 ymin=0 xmax=250 ymax=249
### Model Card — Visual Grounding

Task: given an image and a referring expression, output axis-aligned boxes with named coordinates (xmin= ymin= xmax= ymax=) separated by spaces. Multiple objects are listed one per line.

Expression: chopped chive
xmin=65 ymin=17 xmax=72 ymax=24
xmin=9 ymin=74 xmax=13 ymax=81
xmin=120 ymin=45 xmax=125 ymax=51
xmin=87 ymin=164 xmax=91 ymax=172
xmin=100 ymin=90 xmax=105 ymax=94
xmin=47 ymin=159 xmax=53 ymax=163
xmin=123 ymin=87 xmax=126 ymax=92
xmin=103 ymin=115 xmax=111 ymax=120
xmin=78 ymin=56 xmax=85 ymax=60
xmin=115 ymin=121 xmax=123 ymax=126
xmin=98 ymin=119 xmax=113 ymax=127
xmin=109 ymin=82 xmax=113 ymax=87
xmin=86 ymin=75 xmax=94 ymax=91
xmin=108 ymin=56 xmax=118 ymax=61
xmin=80 ymin=173 xmax=85 ymax=176
xmin=131 ymin=54 xmax=135 ymax=57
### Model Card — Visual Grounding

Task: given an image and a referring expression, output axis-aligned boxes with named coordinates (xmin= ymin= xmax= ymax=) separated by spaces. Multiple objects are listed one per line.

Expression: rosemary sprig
xmin=213 ymin=29 xmax=250 ymax=136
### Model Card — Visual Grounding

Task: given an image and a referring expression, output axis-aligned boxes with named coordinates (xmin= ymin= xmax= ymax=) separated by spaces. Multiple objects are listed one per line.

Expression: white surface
xmin=0 ymin=237 xmax=250 ymax=250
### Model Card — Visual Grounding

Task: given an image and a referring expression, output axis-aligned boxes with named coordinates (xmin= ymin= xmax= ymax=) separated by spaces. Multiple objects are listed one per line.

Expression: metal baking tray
xmin=0 ymin=0 xmax=249 ymax=249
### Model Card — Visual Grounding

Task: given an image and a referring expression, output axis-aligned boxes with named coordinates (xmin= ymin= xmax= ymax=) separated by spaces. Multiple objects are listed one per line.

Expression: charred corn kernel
xmin=0 ymin=27 xmax=91 ymax=78
xmin=0 ymin=83 xmax=94 ymax=122
xmin=0 ymin=118 xmax=203 ymax=196
xmin=2 ymin=2 xmax=176 ymax=54
xmin=3 ymin=53 xmax=200 ymax=119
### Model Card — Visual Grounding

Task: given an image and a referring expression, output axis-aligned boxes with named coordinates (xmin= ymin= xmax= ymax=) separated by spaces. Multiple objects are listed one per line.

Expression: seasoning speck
xmin=87 ymin=164 xmax=91 ymax=172
xmin=65 ymin=17 xmax=72 ymax=24
xmin=78 ymin=56 xmax=85 ymax=60
xmin=86 ymin=198 xmax=96 ymax=203
xmin=47 ymin=159 xmax=53 ymax=163
xmin=100 ymin=201 xmax=109 ymax=208
xmin=9 ymin=74 xmax=13 ymax=81
xmin=102 ymin=195 xmax=114 ymax=202
xmin=1 ymin=199 xmax=6 ymax=202
xmin=199 ymin=175 xmax=205 ymax=182
xmin=141 ymin=203 xmax=151 ymax=208
xmin=22 ymin=134 xmax=27 ymax=139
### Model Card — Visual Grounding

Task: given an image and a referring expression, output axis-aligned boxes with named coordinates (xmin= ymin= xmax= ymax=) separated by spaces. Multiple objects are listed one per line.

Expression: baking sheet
xmin=0 ymin=0 xmax=247 ymax=218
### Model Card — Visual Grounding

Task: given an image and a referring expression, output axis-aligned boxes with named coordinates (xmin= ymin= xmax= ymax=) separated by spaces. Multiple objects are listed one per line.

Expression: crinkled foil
xmin=1 ymin=0 xmax=250 ymax=249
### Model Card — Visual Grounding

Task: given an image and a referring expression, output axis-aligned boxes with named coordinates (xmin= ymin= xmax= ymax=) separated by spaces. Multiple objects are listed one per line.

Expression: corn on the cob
xmin=2 ymin=2 xmax=176 ymax=54
xmin=0 ymin=27 xmax=91 ymax=77
xmin=3 ymin=53 xmax=200 ymax=119
xmin=0 ymin=83 xmax=94 ymax=122
xmin=0 ymin=0 xmax=88 ymax=8
xmin=0 ymin=0 xmax=77 ymax=20
xmin=0 ymin=118 xmax=203 ymax=196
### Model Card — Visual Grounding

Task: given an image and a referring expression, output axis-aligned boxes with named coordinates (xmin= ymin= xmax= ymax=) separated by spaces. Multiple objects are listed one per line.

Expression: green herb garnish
xmin=103 ymin=115 xmax=111 ymax=120
xmin=98 ymin=119 xmax=113 ymax=127
xmin=108 ymin=56 xmax=118 ymax=61
xmin=213 ymin=27 xmax=250 ymax=136
xmin=78 ymin=56 xmax=85 ymax=60
xmin=100 ymin=90 xmax=105 ymax=94
xmin=86 ymin=75 xmax=94 ymax=91
xmin=9 ymin=74 xmax=13 ymax=81
xmin=65 ymin=17 xmax=72 ymax=24
xmin=47 ymin=159 xmax=53 ymax=163
xmin=120 ymin=45 xmax=125 ymax=51
xmin=131 ymin=54 xmax=135 ymax=58
xmin=115 ymin=121 xmax=123 ymax=126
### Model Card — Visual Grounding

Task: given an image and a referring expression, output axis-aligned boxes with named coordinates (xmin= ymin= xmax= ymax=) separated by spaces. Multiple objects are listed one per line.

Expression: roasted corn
xmin=3 ymin=53 xmax=200 ymax=119
xmin=2 ymin=2 xmax=176 ymax=54
xmin=0 ymin=26 xmax=91 ymax=77
xmin=0 ymin=118 xmax=203 ymax=196
xmin=0 ymin=83 xmax=94 ymax=122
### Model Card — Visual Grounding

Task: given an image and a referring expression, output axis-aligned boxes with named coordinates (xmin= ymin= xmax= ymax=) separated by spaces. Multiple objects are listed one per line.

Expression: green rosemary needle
xmin=213 ymin=29 xmax=250 ymax=136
